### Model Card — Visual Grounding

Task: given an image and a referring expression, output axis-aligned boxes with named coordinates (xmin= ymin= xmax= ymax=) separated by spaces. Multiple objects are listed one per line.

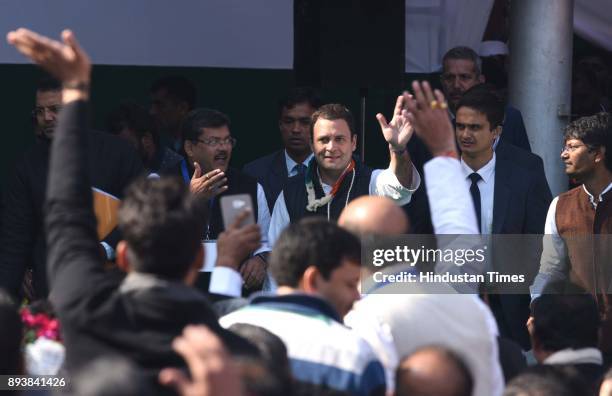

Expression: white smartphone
xmin=220 ymin=194 xmax=256 ymax=229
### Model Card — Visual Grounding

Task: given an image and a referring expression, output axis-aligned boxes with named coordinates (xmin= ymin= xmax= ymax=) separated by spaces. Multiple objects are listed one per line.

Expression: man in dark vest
xmin=531 ymin=112 xmax=612 ymax=360
xmin=268 ymin=99 xmax=420 ymax=244
xmin=166 ymin=108 xmax=270 ymax=291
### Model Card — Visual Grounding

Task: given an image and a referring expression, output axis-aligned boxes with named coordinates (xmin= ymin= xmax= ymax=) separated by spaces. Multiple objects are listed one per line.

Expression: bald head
xmin=338 ymin=196 xmax=409 ymax=235
xmin=395 ymin=346 xmax=473 ymax=396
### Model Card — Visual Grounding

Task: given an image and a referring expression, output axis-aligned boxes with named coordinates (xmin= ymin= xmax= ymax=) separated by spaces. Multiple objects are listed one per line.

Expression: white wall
xmin=0 ymin=0 xmax=293 ymax=68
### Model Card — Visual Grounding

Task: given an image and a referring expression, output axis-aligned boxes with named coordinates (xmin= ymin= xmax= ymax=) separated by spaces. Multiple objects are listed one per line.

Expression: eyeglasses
xmin=195 ymin=137 xmax=237 ymax=147
xmin=561 ymin=144 xmax=588 ymax=154
xmin=32 ymin=105 xmax=63 ymax=117
xmin=280 ymin=117 xmax=311 ymax=127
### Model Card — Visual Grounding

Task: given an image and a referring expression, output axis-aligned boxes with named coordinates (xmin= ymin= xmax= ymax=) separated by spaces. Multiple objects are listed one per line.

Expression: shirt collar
xmin=582 ymin=181 xmax=612 ymax=207
xmin=284 ymin=150 xmax=313 ymax=175
xmin=460 ymin=152 xmax=496 ymax=183
xmin=543 ymin=347 xmax=603 ymax=365
xmin=250 ymin=292 xmax=342 ymax=323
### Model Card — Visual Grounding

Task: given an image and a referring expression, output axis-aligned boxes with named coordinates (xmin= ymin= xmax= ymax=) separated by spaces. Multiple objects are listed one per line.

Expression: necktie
xmin=469 ymin=172 xmax=482 ymax=233
xmin=294 ymin=163 xmax=307 ymax=177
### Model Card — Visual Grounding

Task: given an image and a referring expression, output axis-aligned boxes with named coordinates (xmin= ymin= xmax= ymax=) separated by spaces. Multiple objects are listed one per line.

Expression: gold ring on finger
xmin=430 ymin=100 xmax=439 ymax=110
xmin=439 ymin=101 xmax=448 ymax=109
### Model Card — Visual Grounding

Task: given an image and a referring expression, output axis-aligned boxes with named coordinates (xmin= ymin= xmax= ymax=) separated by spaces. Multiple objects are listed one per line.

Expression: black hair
xmin=150 ymin=76 xmax=197 ymax=110
xmin=36 ymin=75 xmax=61 ymax=92
xmin=228 ymin=323 xmax=292 ymax=396
xmin=564 ymin=112 xmax=612 ymax=172
xmin=442 ymin=46 xmax=482 ymax=75
xmin=107 ymin=101 xmax=158 ymax=145
xmin=181 ymin=108 xmax=231 ymax=143
xmin=456 ymin=84 xmax=505 ymax=129
xmin=531 ymin=283 xmax=600 ymax=352
xmin=278 ymin=88 xmax=322 ymax=118
xmin=503 ymin=365 xmax=587 ymax=396
xmin=118 ymin=177 xmax=207 ymax=280
xmin=269 ymin=217 xmax=361 ymax=287
xmin=310 ymin=103 xmax=356 ymax=139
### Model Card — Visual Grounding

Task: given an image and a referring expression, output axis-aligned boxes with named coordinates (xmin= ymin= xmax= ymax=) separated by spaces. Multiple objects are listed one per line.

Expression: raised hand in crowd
xmin=215 ymin=210 xmax=261 ymax=271
xmin=404 ymin=81 xmax=457 ymax=158
xmin=190 ymin=162 xmax=229 ymax=199
xmin=7 ymin=28 xmax=90 ymax=98
xmin=159 ymin=325 xmax=243 ymax=396
xmin=376 ymin=94 xmax=414 ymax=152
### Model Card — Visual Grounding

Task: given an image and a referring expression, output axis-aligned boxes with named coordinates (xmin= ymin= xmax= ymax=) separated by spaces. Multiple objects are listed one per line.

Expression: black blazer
xmin=243 ymin=149 xmax=289 ymax=212
xmin=490 ymin=142 xmax=552 ymax=350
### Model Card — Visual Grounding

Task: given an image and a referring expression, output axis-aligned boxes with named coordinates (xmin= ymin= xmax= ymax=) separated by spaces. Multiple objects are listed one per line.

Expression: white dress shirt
xmin=531 ymin=182 xmax=612 ymax=298
xmin=345 ymin=157 xmax=503 ymax=396
xmin=285 ymin=150 xmax=313 ymax=177
xmin=268 ymin=164 xmax=421 ymax=246
xmin=460 ymin=154 xmax=496 ymax=235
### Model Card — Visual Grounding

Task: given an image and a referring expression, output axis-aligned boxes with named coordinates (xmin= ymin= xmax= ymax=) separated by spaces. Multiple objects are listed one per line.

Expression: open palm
xmin=376 ymin=95 xmax=414 ymax=149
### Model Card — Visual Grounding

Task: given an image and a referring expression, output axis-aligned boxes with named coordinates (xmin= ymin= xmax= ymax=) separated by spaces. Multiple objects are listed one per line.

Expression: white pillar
xmin=508 ymin=0 xmax=574 ymax=197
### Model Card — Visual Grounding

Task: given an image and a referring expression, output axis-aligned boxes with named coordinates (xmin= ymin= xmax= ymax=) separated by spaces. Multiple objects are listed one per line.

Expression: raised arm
xmin=376 ymin=95 xmax=415 ymax=188
xmin=7 ymin=29 xmax=102 ymax=307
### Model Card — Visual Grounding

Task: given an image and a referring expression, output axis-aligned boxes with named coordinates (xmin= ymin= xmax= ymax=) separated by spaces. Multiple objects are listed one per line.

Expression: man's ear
xmin=478 ymin=74 xmax=486 ymax=84
xmin=594 ymin=146 xmax=606 ymax=164
xmin=116 ymin=241 xmax=131 ymax=273
xmin=184 ymin=140 xmax=193 ymax=158
xmin=301 ymin=265 xmax=320 ymax=293
xmin=492 ymin=125 xmax=502 ymax=138
xmin=351 ymin=134 xmax=357 ymax=152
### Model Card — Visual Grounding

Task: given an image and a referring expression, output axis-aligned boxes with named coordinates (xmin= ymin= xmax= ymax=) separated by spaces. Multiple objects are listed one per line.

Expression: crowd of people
xmin=0 ymin=27 xmax=611 ymax=396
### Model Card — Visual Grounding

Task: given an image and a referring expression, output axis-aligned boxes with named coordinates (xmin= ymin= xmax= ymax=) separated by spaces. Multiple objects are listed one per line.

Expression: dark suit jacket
xmin=0 ymin=129 xmax=143 ymax=299
xmin=490 ymin=142 xmax=552 ymax=350
xmin=500 ymin=105 xmax=531 ymax=153
xmin=243 ymin=150 xmax=289 ymax=212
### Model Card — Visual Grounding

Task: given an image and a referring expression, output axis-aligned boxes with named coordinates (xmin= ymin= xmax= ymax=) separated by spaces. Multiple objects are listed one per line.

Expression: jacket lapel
xmin=492 ymin=158 xmax=511 ymax=234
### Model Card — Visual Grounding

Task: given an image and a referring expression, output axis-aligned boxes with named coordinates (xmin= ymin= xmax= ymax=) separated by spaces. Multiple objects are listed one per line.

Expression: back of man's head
xmin=0 ymin=290 xmax=22 ymax=374
xmin=269 ymin=217 xmax=360 ymax=287
xmin=442 ymin=46 xmax=482 ymax=74
xmin=118 ymin=177 xmax=206 ymax=280
xmin=229 ymin=323 xmax=292 ymax=396
xmin=564 ymin=112 xmax=612 ymax=172
xmin=395 ymin=345 xmax=473 ymax=396
xmin=338 ymin=195 xmax=409 ymax=236
xmin=456 ymin=84 xmax=505 ymax=129
xmin=531 ymin=291 xmax=600 ymax=353
xmin=503 ymin=365 xmax=587 ymax=396
xmin=150 ymin=76 xmax=197 ymax=111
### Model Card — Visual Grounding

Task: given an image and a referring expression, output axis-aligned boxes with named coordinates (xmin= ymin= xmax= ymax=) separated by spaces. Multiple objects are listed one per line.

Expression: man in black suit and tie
xmin=243 ymin=88 xmax=322 ymax=211
xmin=455 ymin=85 xmax=552 ymax=349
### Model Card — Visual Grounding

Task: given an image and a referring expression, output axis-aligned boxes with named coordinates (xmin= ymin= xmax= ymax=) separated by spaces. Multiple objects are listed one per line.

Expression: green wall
xmin=0 ymin=63 xmax=437 ymax=189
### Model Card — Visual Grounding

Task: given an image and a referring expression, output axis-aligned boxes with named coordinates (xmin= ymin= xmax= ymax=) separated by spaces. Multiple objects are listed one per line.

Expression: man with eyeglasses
xmin=243 ymin=88 xmax=322 ymax=211
xmin=0 ymin=76 xmax=144 ymax=300
xmin=531 ymin=112 xmax=612 ymax=360
xmin=166 ymin=108 xmax=271 ymax=294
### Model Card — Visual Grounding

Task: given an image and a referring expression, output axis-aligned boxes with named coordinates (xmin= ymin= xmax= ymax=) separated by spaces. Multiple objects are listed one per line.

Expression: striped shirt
xmin=220 ymin=294 xmax=386 ymax=396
